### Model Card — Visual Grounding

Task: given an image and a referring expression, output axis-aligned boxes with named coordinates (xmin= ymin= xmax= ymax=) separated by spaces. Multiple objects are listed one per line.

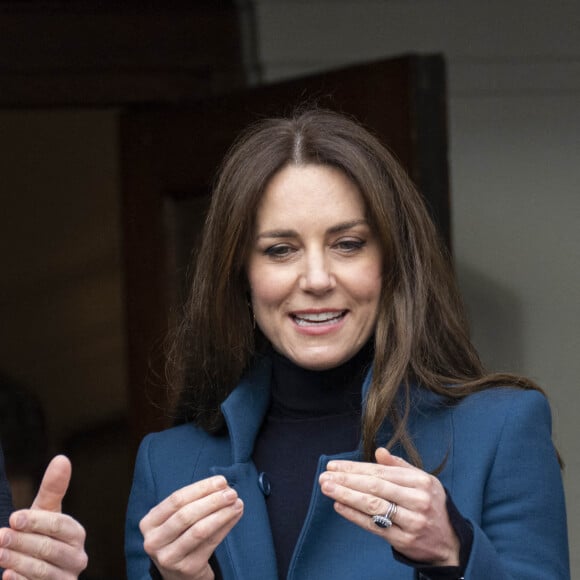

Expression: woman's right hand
xmin=139 ymin=475 xmax=243 ymax=580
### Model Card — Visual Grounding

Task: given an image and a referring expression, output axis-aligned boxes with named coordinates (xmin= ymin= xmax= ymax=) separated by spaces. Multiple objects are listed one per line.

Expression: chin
xmin=290 ymin=349 xmax=351 ymax=371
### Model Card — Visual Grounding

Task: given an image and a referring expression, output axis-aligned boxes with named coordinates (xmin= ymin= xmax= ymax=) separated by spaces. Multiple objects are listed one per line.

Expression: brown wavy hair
xmin=168 ymin=108 xmax=548 ymax=465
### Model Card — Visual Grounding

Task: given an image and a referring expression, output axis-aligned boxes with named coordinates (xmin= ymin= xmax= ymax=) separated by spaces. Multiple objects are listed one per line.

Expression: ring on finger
xmin=372 ymin=501 xmax=398 ymax=529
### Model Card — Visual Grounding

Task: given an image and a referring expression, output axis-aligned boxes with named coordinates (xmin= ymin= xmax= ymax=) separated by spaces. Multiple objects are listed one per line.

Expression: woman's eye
xmin=335 ymin=239 xmax=365 ymax=252
xmin=264 ymin=244 xmax=294 ymax=258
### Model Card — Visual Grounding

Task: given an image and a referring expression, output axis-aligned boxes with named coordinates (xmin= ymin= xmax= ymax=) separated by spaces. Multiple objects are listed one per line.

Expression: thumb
xmin=30 ymin=455 xmax=72 ymax=512
xmin=375 ymin=447 xmax=410 ymax=468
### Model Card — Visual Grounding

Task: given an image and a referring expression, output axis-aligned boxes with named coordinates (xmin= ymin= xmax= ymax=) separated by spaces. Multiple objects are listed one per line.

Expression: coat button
xmin=257 ymin=472 xmax=271 ymax=496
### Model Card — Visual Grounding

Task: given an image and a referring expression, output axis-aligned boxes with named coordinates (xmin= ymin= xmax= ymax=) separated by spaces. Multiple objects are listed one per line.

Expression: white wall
xmin=253 ymin=0 xmax=580 ymax=574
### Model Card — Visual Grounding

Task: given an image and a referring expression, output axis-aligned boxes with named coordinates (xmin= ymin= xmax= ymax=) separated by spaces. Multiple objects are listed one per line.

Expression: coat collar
xmin=220 ymin=354 xmax=450 ymax=461
xmin=220 ymin=354 xmax=376 ymax=462
xmin=220 ymin=354 xmax=273 ymax=463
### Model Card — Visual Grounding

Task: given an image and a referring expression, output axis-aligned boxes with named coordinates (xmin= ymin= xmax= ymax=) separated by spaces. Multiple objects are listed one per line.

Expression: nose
xmin=299 ymin=250 xmax=335 ymax=294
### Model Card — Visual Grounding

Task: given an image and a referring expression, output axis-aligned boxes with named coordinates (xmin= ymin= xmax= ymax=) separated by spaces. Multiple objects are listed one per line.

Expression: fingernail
xmin=214 ymin=476 xmax=227 ymax=489
xmin=326 ymin=461 xmax=337 ymax=470
xmin=12 ymin=513 xmax=26 ymax=530
xmin=322 ymin=480 xmax=336 ymax=492
xmin=223 ymin=488 xmax=237 ymax=502
xmin=0 ymin=532 xmax=9 ymax=547
xmin=233 ymin=498 xmax=244 ymax=512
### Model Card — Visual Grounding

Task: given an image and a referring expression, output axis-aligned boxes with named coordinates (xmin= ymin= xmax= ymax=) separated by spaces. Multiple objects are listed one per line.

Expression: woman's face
xmin=246 ymin=164 xmax=383 ymax=370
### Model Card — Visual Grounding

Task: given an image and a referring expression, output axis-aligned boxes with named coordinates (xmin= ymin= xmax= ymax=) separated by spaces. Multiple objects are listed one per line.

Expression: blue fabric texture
xmin=125 ymin=357 xmax=570 ymax=579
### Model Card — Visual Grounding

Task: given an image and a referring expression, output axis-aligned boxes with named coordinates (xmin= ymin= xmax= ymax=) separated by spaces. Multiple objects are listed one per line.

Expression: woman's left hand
xmin=319 ymin=447 xmax=459 ymax=566
xmin=0 ymin=455 xmax=88 ymax=580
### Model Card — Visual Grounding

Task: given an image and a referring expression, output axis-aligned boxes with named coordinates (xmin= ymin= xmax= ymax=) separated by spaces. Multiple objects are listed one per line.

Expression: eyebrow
xmin=256 ymin=219 xmax=369 ymax=240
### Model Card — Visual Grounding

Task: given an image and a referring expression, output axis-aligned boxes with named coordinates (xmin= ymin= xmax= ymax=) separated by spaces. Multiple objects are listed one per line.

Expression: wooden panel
xmin=121 ymin=116 xmax=170 ymax=440
xmin=0 ymin=3 xmax=245 ymax=105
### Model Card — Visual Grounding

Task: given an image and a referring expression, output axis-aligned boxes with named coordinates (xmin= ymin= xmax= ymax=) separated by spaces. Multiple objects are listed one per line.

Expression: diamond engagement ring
xmin=372 ymin=501 xmax=398 ymax=529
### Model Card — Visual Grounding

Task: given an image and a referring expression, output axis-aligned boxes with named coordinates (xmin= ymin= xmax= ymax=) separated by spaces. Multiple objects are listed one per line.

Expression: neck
xmin=269 ymin=341 xmax=373 ymax=418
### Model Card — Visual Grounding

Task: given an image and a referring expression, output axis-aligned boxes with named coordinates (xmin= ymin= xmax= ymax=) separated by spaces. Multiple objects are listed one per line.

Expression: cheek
xmin=248 ymin=270 xmax=286 ymax=310
xmin=352 ymin=267 xmax=383 ymax=303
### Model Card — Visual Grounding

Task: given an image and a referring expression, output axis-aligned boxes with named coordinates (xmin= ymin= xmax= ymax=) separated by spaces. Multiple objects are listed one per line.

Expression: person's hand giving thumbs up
xmin=0 ymin=455 xmax=88 ymax=579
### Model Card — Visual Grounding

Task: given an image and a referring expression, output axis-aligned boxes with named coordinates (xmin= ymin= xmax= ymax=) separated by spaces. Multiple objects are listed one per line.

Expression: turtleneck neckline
xmin=269 ymin=341 xmax=373 ymax=418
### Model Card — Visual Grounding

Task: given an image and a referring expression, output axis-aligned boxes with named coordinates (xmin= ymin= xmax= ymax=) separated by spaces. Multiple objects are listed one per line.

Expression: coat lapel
xmin=210 ymin=357 xmax=279 ymax=579
xmin=211 ymin=461 xmax=278 ymax=579
xmin=288 ymin=452 xmax=414 ymax=579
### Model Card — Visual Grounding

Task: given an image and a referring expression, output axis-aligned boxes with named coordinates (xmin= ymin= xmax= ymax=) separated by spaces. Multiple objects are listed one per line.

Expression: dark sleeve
xmin=393 ymin=490 xmax=473 ymax=580
xmin=149 ymin=561 xmax=163 ymax=579
xmin=0 ymin=445 xmax=13 ymax=528
xmin=150 ymin=554 xmax=223 ymax=579
xmin=0 ymin=445 xmax=14 ymax=578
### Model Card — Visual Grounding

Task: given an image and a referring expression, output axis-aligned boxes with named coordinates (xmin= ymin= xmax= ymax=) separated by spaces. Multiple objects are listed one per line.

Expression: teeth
xmin=294 ymin=312 xmax=344 ymax=326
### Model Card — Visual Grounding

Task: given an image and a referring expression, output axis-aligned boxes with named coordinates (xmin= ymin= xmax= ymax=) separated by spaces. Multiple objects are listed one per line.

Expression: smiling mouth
xmin=292 ymin=311 xmax=347 ymax=327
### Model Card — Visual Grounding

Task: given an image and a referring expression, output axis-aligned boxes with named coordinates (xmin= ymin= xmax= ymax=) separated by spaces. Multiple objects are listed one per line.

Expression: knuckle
xmin=212 ymin=494 xmax=230 ymax=512
xmin=169 ymin=490 xmax=185 ymax=510
xmin=48 ymin=514 xmax=63 ymax=535
xmin=367 ymin=495 xmax=383 ymax=514
xmin=189 ymin=520 xmax=210 ymax=544
xmin=156 ymin=545 xmax=181 ymax=570
xmin=142 ymin=535 xmax=159 ymax=557
xmin=156 ymin=550 xmax=172 ymax=569
xmin=367 ymin=478 xmax=382 ymax=496
xmin=415 ymin=490 xmax=431 ymax=512
xmin=37 ymin=536 xmax=53 ymax=559
xmin=175 ymin=507 xmax=192 ymax=527
xmin=33 ymin=559 xmax=50 ymax=579
xmin=375 ymin=467 xmax=389 ymax=479
xmin=139 ymin=515 xmax=150 ymax=535
xmin=76 ymin=551 xmax=89 ymax=572
xmin=417 ymin=472 xmax=432 ymax=490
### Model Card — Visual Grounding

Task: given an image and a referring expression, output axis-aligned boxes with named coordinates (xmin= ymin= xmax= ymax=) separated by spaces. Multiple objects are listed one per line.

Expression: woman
xmin=125 ymin=109 xmax=569 ymax=579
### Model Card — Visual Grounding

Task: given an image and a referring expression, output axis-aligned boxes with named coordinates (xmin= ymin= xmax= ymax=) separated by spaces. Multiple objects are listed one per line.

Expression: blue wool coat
xmin=125 ymin=358 xmax=570 ymax=579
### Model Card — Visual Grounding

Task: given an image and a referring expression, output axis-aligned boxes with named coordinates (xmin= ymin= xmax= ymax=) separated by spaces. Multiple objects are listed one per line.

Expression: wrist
xmin=432 ymin=535 xmax=460 ymax=567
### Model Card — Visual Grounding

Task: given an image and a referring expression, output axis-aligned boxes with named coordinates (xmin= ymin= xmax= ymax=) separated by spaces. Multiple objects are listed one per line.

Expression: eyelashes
xmin=263 ymin=244 xmax=294 ymax=258
xmin=262 ymin=239 xmax=367 ymax=260
xmin=335 ymin=240 xmax=366 ymax=252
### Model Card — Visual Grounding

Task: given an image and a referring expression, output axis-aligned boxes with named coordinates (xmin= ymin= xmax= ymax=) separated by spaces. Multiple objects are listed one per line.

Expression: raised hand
xmin=319 ymin=447 xmax=460 ymax=566
xmin=0 ymin=455 xmax=88 ymax=580
xmin=140 ymin=475 xmax=243 ymax=580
